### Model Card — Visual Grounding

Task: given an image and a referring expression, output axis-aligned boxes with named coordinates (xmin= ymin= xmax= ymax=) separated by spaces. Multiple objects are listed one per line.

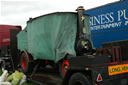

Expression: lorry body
xmin=63 ymin=56 xmax=128 ymax=85
xmin=23 ymin=4 xmax=128 ymax=85
xmin=85 ymin=0 xmax=128 ymax=48
xmin=0 ymin=25 xmax=21 ymax=71
xmin=62 ymin=1 xmax=128 ymax=85
xmin=0 ymin=25 xmax=21 ymax=50
xmin=17 ymin=11 xmax=93 ymax=76
xmin=17 ymin=12 xmax=91 ymax=62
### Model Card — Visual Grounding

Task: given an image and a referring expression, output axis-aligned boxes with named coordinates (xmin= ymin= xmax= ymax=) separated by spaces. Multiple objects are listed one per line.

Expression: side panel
xmin=0 ymin=25 xmax=21 ymax=48
xmin=91 ymin=66 xmax=128 ymax=85
xmin=10 ymin=29 xmax=21 ymax=69
xmin=103 ymin=78 xmax=128 ymax=85
xmin=17 ymin=28 xmax=27 ymax=51
xmin=18 ymin=13 xmax=78 ymax=62
xmin=85 ymin=1 xmax=128 ymax=48
xmin=28 ymin=13 xmax=77 ymax=62
xmin=0 ymin=29 xmax=10 ymax=48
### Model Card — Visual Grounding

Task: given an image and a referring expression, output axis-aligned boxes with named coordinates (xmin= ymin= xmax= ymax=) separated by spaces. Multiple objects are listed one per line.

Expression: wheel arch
xmin=19 ymin=50 xmax=35 ymax=73
xmin=19 ymin=50 xmax=33 ymax=62
xmin=62 ymin=69 xmax=92 ymax=85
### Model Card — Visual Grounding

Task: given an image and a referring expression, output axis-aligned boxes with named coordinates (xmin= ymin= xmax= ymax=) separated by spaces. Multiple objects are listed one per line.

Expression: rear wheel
xmin=20 ymin=52 xmax=34 ymax=73
xmin=69 ymin=73 xmax=90 ymax=85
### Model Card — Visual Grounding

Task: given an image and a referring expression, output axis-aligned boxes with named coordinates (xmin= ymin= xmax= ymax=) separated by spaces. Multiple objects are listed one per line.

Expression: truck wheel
xmin=69 ymin=73 xmax=90 ymax=85
xmin=59 ymin=60 xmax=69 ymax=78
xmin=20 ymin=52 xmax=34 ymax=73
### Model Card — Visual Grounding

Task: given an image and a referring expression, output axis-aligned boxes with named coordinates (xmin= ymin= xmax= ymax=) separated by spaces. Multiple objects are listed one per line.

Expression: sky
xmin=0 ymin=0 xmax=119 ymax=28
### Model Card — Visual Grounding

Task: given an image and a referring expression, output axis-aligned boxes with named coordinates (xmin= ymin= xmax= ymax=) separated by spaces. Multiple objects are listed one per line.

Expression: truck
xmin=86 ymin=0 xmax=128 ymax=48
xmin=17 ymin=3 xmax=128 ymax=85
xmin=0 ymin=1 xmax=128 ymax=85
xmin=17 ymin=7 xmax=93 ymax=78
xmin=62 ymin=0 xmax=128 ymax=85
xmin=0 ymin=25 xmax=21 ymax=71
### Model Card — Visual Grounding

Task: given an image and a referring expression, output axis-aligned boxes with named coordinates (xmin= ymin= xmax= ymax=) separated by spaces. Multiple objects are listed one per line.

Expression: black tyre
xmin=69 ymin=73 xmax=90 ymax=85
xmin=59 ymin=60 xmax=69 ymax=78
xmin=20 ymin=52 xmax=34 ymax=73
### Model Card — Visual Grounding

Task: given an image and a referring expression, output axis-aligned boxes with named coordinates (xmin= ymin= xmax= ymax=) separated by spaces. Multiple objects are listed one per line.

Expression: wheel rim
xmin=22 ymin=56 xmax=26 ymax=70
xmin=62 ymin=60 xmax=69 ymax=75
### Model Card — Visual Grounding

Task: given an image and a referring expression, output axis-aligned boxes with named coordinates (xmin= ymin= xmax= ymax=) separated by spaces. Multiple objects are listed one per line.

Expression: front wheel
xmin=69 ymin=73 xmax=90 ymax=85
xmin=20 ymin=52 xmax=34 ymax=73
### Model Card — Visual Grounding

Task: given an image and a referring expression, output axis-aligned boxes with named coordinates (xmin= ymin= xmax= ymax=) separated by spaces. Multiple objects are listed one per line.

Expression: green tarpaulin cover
xmin=17 ymin=12 xmax=91 ymax=62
